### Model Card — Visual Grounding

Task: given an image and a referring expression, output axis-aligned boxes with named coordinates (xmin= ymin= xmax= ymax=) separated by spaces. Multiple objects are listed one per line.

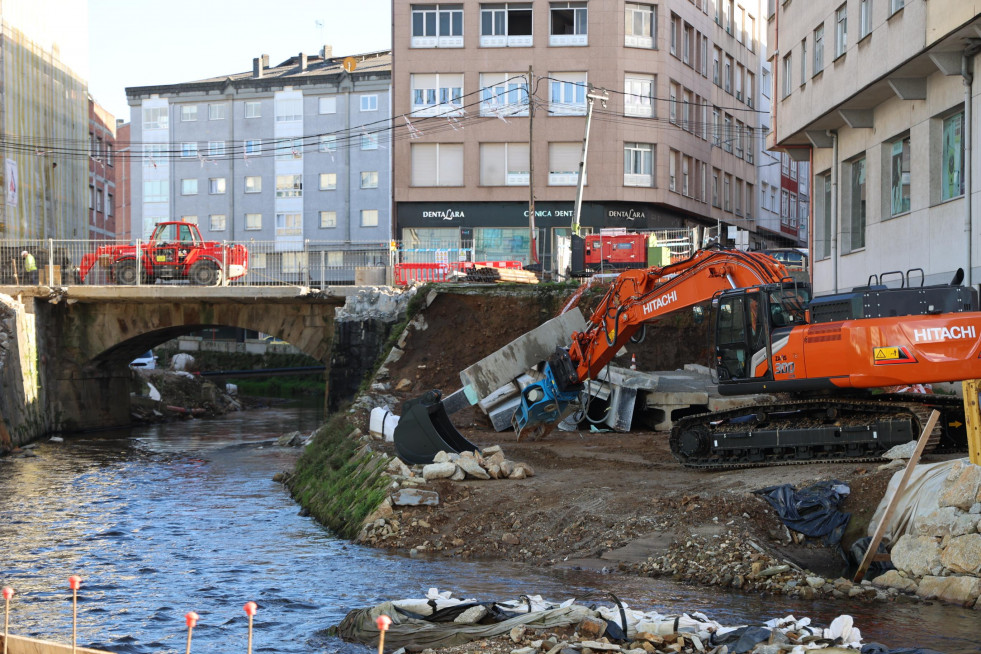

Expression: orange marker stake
xmin=376 ymin=614 xmax=392 ymax=654
xmin=184 ymin=612 xmax=199 ymax=654
xmin=243 ymin=602 xmax=257 ymax=654
xmin=2 ymin=587 xmax=14 ymax=654
xmin=68 ymin=576 xmax=81 ymax=654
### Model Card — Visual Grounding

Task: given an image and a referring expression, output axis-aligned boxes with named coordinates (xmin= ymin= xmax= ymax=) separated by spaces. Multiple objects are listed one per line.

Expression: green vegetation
xmin=286 ymin=414 xmax=391 ymax=539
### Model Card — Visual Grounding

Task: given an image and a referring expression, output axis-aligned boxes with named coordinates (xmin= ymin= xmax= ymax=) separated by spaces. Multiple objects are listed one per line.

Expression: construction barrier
xmin=394 ymin=260 xmax=523 ymax=286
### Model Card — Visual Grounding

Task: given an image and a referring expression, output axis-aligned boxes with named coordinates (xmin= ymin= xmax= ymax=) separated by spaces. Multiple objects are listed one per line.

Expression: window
xmin=814 ymin=25 xmax=825 ymax=74
xmin=181 ymin=105 xmax=197 ymax=121
xmin=411 ymin=73 xmax=464 ymax=115
xmin=275 ymin=213 xmax=302 ymax=237
xmin=700 ymin=35 xmax=708 ymax=76
xmin=762 ymin=69 xmax=770 ymax=98
xmin=819 ymin=173 xmax=832 ymax=258
xmin=320 ymin=173 xmax=337 ymax=190
xmin=319 ymin=135 xmax=337 ymax=152
xmin=713 ymin=47 xmax=720 ymax=85
xmin=745 ymin=183 xmax=754 ymax=219
xmin=209 ymin=178 xmax=226 ymax=194
xmin=479 ymin=73 xmax=530 ymax=117
xmin=724 ymin=56 xmax=733 ymax=93
xmin=481 ymin=2 xmax=533 ymax=47
xmin=746 ymin=71 xmax=755 ymax=108
xmin=548 ymin=73 xmax=587 ymax=115
xmin=276 ymin=98 xmax=303 ymax=122
xmin=181 ymin=179 xmax=198 ymax=195
xmin=782 ymin=54 xmax=792 ymax=97
xmin=210 ymin=214 xmax=226 ymax=231
xmin=411 ymin=4 xmax=464 ymax=47
xmin=361 ymin=133 xmax=379 ymax=150
xmin=326 ymin=251 xmax=344 ymax=266
xmin=209 ymin=103 xmax=227 ymax=120
xmin=789 ymin=193 xmax=798 ymax=226
xmin=181 ymin=215 xmax=198 ymax=226
xmin=208 ymin=141 xmax=225 ymax=157
xmin=319 ymin=211 xmax=337 ymax=228
xmin=668 ymin=149 xmax=678 ymax=191
xmin=682 ymin=90 xmax=693 ymax=132
xmin=245 ymin=101 xmax=261 ymax=118
xmin=734 ymin=120 xmax=744 ymax=158
xmin=712 ymin=169 xmax=720 ymax=207
xmin=942 ymin=112 xmax=965 ymax=201
xmin=107 ymin=193 xmax=114 ymax=216
xmin=550 ymin=1 xmax=588 ymax=46
xmin=142 ymin=107 xmax=168 ymax=130
xmin=735 ymin=5 xmax=744 ymax=43
xmin=735 ymin=64 xmax=743 ymax=100
xmin=623 ymin=143 xmax=654 ymax=187
xmin=682 ymin=23 xmax=693 ymax=65
xmin=275 ymin=137 xmax=304 ymax=160
xmin=669 ymin=84 xmax=678 ymax=125
xmin=723 ymin=174 xmax=732 ymax=211
xmin=800 ymin=39 xmax=807 ymax=83
xmin=479 ymin=142 xmax=530 ymax=186
xmin=245 ymin=213 xmax=262 ymax=230
xmin=891 ymin=0 xmax=904 ymax=14
xmin=245 ymin=139 xmax=262 ymax=155
xmin=361 ymin=210 xmax=380 ymax=227
xmin=669 ymin=13 xmax=679 ymax=55
xmin=835 ymin=4 xmax=847 ymax=58
xmin=860 ymin=0 xmax=872 ymax=38
xmin=144 ymin=180 xmax=166 ymax=202
xmin=319 ymin=97 xmax=336 ymax=114
xmin=624 ymin=75 xmax=655 ymax=117
xmin=548 ymin=142 xmax=581 ymax=185
xmin=361 ymin=95 xmax=378 ymax=112
xmin=761 ymin=182 xmax=769 ymax=210
xmin=361 ymin=171 xmax=379 ymax=188
xmin=723 ymin=115 xmax=733 ymax=153
xmin=747 ymin=15 xmax=755 ymax=52
xmin=724 ymin=0 xmax=733 ymax=33
xmin=181 ymin=142 xmax=198 ymax=158
xmin=106 ymin=143 xmax=113 ymax=166
xmin=245 ymin=176 xmax=262 ymax=193
xmin=734 ymin=178 xmax=742 ymax=214
xmin=411 ymin=143 xmax=465 ymax=186
xmin=682 ymin=156 xmax=691 ymax=196
xmin=281 ymin=251 xmax=306 ymax=273
xmin=144 ymin=144 xmax=166 ymax=166
xmin=712 ymin=108 xmax=721 ymax=146
xmin=96 ymin=189 xmax=104 ymax=212
xmin=625 ymin=3 xmax=655 ymax=48
xmin=276 ymin=174 xmax=303 ymax=198
xmin=849 ymin=157 xmax=866 ymax=250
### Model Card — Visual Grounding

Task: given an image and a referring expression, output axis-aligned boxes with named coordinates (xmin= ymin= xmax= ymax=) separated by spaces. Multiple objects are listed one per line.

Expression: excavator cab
xmin=714 ymin=283 xmax=810 ymax=383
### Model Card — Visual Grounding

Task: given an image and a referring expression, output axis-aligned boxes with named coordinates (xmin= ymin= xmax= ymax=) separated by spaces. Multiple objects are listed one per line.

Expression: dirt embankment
xmin=354 ymin=288 xmax=941 ymax=603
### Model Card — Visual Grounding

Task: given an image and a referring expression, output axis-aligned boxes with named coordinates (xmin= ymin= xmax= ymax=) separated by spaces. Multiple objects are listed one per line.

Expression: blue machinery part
xmin=512 ymin=349 xmax=584 ymax=439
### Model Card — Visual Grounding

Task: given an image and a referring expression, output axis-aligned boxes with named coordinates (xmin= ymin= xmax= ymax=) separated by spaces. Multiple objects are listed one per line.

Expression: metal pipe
xmin=828 ymin=130 xmax=839 ymax=293
xmin=963 ymin=52 xmax=975 ymax=288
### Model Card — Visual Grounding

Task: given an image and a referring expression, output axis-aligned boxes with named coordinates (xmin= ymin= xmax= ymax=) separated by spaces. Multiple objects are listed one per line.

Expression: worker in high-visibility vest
xmin=20 ymin=250 xmax=37 ymax=284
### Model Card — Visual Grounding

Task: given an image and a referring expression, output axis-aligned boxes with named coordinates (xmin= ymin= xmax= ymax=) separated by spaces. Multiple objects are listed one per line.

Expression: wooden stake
xmin=243 ymin=602 xmax=257 ymax=654
xmin=2 ymin=587 xmax=13 ymax=654
xmin=853 ymin=410 xmax=939 ymax=583
xmin=184 ymin=612 xmax=199 ymax=654
xmin=961 ymin=379 xmax=981 ymax=465
xmin=68 ymin=576 xmax=81 ymax=654
xmin=376 ymin=614 xmax=392 ymax=654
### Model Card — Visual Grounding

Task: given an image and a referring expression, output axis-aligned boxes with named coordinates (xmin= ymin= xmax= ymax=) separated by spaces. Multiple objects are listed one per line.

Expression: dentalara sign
xmin=399 ymin=202 xmax=679 ymax=229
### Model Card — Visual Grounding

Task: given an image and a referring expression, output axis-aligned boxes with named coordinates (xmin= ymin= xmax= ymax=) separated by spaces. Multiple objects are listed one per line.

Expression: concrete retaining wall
xmin=0 ymin=294 xmax=48 ymax=449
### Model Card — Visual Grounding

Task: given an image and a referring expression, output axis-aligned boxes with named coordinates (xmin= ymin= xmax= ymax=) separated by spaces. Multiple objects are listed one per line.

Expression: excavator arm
xmin=513 ymin=247 xmax=792 ymax=438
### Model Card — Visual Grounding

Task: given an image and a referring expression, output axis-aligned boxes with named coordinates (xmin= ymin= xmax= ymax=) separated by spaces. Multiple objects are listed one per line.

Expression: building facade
xmin=768 ymin=0 xmax=981 ymax=294
xmin=0 ymin=0 xmax=89 ymax=239
xmin=115 ymin=121 xmax=133 ymax=242
xmin=88 ymin=96 xmax=116 ymax=241
xmin=392 ymin=0 xmax=769 ymax=269
xmin=125 ymin=50 xmax=393 ymax=263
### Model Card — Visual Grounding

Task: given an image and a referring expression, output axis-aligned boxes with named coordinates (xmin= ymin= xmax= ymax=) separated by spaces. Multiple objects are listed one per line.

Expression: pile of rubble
xmin=873 ymin=459 xmax=981 ymax=607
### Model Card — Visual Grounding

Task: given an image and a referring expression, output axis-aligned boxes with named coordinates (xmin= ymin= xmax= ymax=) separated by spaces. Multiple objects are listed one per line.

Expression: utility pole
xmin=527 ymin=66 xmax=538 ymax=264
xmin=571 ymin=89 xmax=608 ymax=236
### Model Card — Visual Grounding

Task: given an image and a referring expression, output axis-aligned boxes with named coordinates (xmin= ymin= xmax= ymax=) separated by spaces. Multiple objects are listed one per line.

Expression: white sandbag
xmin=370 ymin=406 xmax=400 ymax=441
xmin=867 ymin=459 xmax=966 ymax=546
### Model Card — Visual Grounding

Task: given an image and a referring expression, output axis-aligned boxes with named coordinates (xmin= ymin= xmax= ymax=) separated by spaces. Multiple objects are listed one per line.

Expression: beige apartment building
xmin=767 ymin=0 xmax=981 ymax=294
xmin=392 ymin=0 xmax=770 ymax=269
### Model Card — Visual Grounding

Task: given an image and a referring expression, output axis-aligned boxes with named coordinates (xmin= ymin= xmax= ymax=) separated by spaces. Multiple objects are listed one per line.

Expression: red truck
xmin=79 ymin=221 xmax=248 ymax=285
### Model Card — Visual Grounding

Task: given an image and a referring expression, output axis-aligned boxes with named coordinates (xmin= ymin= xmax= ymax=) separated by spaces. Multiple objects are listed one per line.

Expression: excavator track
xmin=668 ymin=396 xmax=967 ymax=470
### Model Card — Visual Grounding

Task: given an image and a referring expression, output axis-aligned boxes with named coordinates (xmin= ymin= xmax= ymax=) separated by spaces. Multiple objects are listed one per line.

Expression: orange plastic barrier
xmin=394 ymin=260 xmax=523 ymax=286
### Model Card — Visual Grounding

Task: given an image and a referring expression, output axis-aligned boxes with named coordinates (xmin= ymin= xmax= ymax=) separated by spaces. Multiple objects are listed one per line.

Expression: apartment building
xmin=88 ymin=96 xmax=117 ymax=241
xmin=768 ymin=0 xmax=981 ymax=294
xmin=126 ymin=50 xmax=392 ymax=256
xmin=393 ymin=0 xmax=769 ymax=269
xmin=0 ymin=0 xmax=89 ymax=239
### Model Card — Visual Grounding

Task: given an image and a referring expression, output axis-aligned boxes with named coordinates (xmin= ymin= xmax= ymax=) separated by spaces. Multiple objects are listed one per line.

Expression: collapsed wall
xmin=873 ymin=459 xmax=981 ymax=607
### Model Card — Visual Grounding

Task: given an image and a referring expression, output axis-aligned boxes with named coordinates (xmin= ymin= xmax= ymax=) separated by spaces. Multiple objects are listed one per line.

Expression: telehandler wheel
xmin=189 ymin=260 xmax=219 ymax=286
xmin=113 ymin=260 xmax=139 ymax=285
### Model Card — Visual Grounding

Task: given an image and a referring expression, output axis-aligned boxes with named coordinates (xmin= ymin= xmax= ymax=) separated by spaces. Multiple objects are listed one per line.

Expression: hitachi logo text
xmin=913 ymin=325 xmax=977 ymax=342
xmin=643 ymin=290 xmax=678 ymax=315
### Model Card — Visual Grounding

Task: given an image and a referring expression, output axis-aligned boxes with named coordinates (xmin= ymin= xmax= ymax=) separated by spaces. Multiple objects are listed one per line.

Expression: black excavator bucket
xmin=393 ymin=389 xmax=479 ymax=465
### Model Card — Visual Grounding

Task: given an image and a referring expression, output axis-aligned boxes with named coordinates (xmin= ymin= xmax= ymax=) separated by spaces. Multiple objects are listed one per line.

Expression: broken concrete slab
xmin=391 ymin=488 xmax=440 ymax=506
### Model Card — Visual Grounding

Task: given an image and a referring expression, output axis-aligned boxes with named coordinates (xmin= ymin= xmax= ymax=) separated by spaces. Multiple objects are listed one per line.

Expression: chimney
xmin=299 ymin=52 xmax=307 ymax=71
xmin=321 ymin=44 xmax=333 ymax=59
xmin=253 ymin=57 xmax=263 ymax=78
xmin=261 ymin=54 xmax=269 ymax=69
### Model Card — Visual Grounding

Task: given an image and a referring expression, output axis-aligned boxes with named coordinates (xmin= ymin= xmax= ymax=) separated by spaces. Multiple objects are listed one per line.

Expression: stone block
xmin=915 ymin=507 xmax=963 ymax=537
xmin=871 ymin=570 xmax=918 ymax=592
xmin=891 ymin=534 xmax=943 ymax=577
xmin=457 ymin=453 xmax=491 ymax=479
xmin=422 ymin=461 xmax=456 ymax=480
xmin=940 ymin=533 xmax=981 ymax=574
xmin=391 ymin=488 xmax=440 ymax=506
xmin=916 ymin=575 xmax=981 ymax=606
xmin=939 ymin=461 xmax=981 ymax=510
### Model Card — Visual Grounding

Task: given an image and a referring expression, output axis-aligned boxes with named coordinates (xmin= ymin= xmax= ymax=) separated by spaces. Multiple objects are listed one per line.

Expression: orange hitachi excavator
xmin=508 ymin=244 xmax=976 ymax=467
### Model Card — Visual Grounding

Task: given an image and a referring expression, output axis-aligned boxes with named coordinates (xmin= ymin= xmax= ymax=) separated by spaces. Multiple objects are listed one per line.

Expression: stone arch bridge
xmin=13 ymin=285 xmax=361 ymax=433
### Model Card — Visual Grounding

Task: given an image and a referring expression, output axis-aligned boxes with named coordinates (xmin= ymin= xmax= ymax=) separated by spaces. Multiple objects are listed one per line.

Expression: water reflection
xmin=0 ymin=407 xmax=976 ymax=653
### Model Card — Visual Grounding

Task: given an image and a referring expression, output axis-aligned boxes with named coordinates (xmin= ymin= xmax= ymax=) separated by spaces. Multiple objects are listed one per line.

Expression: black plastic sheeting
xmin=861 ymin=644 xmax=947 ymax=654
xmin=753 ymin=480 xmax=851 ymax=547
xmin=850 ymin=536 xmax=895 ymax=577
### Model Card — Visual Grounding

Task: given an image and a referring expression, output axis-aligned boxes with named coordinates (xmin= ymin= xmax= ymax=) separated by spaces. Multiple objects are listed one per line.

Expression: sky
xmin=88 ymin=0 xmax=392 ymax=122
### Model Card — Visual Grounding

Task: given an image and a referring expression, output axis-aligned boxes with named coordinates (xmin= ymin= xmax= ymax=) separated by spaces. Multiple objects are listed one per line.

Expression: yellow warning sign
xmin=873 ymin=347 xmax=901 ymax=361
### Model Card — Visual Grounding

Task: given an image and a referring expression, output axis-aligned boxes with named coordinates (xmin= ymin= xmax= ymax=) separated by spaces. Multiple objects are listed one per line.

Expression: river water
xmin=0 ymin=405 xmax=977 ymax=654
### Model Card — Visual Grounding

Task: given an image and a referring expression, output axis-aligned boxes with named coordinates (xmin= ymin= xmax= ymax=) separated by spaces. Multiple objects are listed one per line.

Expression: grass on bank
xmin=287 ymin=412 xmax=391 ymax=539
